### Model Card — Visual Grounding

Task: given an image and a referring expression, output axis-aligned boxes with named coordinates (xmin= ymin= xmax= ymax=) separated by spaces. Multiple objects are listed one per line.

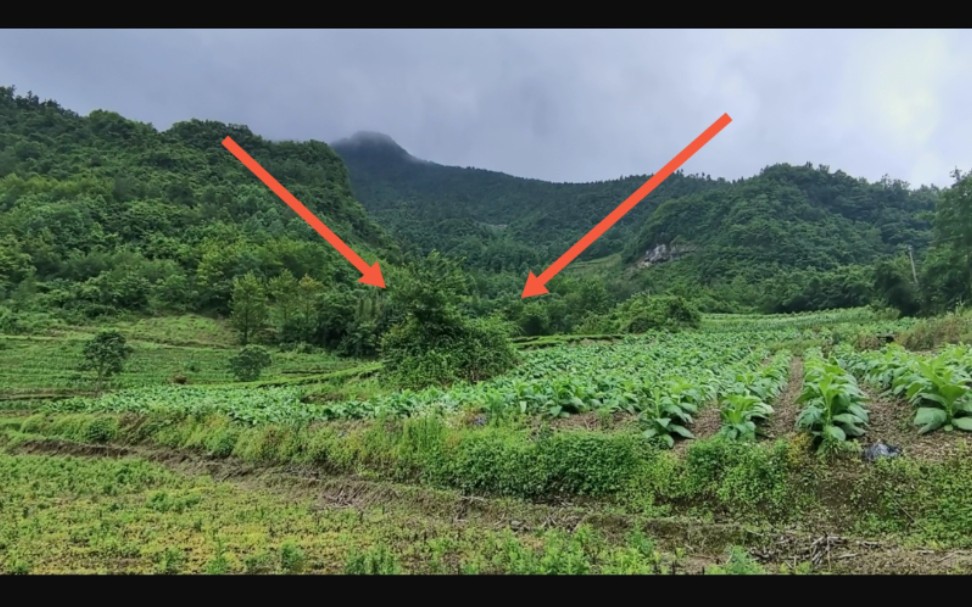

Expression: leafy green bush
xmin=620 ymin=294 xmax=701 ymax=333
xmin=344 ymin=544 xmax=401 ymax=574
xmin=82 ymin=416 xmax=118 ymax=444
xmin=228 ymin=345 xmax=272 ymax=382
xmin=706 ymin=546 xmax=766 ymax=574
xmin=682 ymin=437 xmax=796 ymax=518
xmin=382 ymin=316 xmax=517 ymax=389
xmin=381 ymin=253 xmax=517 ymax=389
xmin=536 ymin=431 xmax=645 ymax=497
xmin=280 ymin=541 xmax=306 ymax=573
xmin=440 ymin=428 xmax=543 ymax=497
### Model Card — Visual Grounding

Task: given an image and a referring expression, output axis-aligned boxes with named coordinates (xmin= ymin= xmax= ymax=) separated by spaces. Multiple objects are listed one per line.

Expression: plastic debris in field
xmin=862 ymin=442 xmax=902 ymax=462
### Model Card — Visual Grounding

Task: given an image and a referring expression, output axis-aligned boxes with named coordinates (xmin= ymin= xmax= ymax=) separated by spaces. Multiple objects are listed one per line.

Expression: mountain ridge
xmin=333 ymin=128 xmax=938 ymax=311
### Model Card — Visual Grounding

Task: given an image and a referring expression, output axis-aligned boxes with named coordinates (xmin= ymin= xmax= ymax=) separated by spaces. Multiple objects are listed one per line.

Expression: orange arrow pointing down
xmin=222 ymin=136 xmax=385 ymax=288
xmin=521 ymin=113 xmax=731 ymax=298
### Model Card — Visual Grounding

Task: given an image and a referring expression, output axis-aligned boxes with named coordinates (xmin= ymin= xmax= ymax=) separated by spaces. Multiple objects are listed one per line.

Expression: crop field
xmin=3 ymin=310 xmax=972 ymax=574
xmin=42 ymin=331 xmax=780 ymax=425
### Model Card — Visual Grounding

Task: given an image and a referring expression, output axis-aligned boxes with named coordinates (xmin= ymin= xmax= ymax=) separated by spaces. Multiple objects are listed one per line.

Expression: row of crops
xmin=789 ymin=342 xmax=972 ymax=452
xmin=715 ymin=349 xmax=791 ymax=442
xmin=836 ymin=343 xmax=972 ymax=435
xmin=795 ymin=347 xmax=870 ymax=451
xmin=0 ymin=335 xmax=356 ymax=396
xmin=701 ymin=308 xmax=913 ymax=332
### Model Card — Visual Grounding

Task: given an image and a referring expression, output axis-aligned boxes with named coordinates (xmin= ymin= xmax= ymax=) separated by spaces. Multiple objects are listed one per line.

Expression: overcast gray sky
xmin=2 ymin=29 xmax=970 ymax=187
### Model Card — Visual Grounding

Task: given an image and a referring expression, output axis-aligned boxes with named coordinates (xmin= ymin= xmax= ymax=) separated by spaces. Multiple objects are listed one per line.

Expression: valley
xmin=1 ymin=84 xmax=972 ymax=575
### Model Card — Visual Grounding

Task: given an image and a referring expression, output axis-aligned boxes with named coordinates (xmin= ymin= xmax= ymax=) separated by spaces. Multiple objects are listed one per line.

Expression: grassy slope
xmin=0 ymin=451 xmax=647 ymax=574
xmin=0 ymin=315 xmax=360 ymax=398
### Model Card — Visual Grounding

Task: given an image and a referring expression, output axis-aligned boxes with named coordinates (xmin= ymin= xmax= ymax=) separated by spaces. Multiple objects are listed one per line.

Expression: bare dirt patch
xmin=544 ymin=411 xmax=639 ymax=433
xmin=12 ymin=438 xmax=134 ymax=458
xmin=863 ymin=390 xmax=972 ymax=461
xmin=673 ymin=403 xmax=722 ymax=454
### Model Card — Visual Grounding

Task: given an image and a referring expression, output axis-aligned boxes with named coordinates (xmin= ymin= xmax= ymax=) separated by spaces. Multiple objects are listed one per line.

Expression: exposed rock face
xmin=641 ymin=243 xmax=692 ymax=267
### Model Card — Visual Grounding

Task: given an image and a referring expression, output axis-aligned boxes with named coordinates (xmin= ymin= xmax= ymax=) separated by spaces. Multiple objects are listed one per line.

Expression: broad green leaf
xmin=823 ymin=424 xmax=846 ymax=443
xmin=833 ymin=413 xmax=864 ymax=426
xmin=938 ymin=383 xmax=969 ymax=404
xmin=952 ymin=417 xmax=972 ymax=432
xmin=914 ymin=407 xmax=947 ymax=429
xmin=670 ymin=424 xmax=695 ymax=439
xmin=954 ymin=399 xmax=972 ymax=414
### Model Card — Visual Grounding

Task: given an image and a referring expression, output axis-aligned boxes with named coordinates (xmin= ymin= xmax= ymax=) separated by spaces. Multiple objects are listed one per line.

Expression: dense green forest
xmin=0 ymin=86 xmax=406 ymax=353
xmin=333 ymin=131 xmax=944 ymax=315
xmin=2 ymin=86 xmax=971 ymax=354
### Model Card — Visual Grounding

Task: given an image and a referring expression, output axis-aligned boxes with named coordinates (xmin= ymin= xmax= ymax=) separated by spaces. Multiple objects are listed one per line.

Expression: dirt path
xmin=766 ymin=357 xmax=804 ymax=440
xmin=673 ymin=402 xmax=723 ymax=454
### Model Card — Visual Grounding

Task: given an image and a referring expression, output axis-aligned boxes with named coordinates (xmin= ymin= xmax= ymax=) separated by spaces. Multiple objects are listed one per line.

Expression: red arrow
xmin=222 ymin=136 xmax=385 ymax=288
xmin=521 ymin=113 xmax=732 ymax=298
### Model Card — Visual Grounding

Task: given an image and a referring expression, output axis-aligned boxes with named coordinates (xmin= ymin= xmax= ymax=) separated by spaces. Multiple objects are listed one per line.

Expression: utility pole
xmin=906 ymin=245 xmax=919 ymax=286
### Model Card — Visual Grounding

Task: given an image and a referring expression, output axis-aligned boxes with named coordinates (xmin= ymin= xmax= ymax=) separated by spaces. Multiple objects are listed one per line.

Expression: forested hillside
xmin=334 ymin=131 xmax=939 ymax=312
xmin=0 ymin=87 xmax=396 ymax=331
xmin=332 ymin=131 xmax=720 ymax=272
xmin=0 ymin=87 xmax=965 ymax=349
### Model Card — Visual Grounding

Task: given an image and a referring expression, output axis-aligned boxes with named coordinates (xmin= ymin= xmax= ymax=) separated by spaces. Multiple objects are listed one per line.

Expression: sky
xmin=1 ymin=29 xmax=970 ymax=188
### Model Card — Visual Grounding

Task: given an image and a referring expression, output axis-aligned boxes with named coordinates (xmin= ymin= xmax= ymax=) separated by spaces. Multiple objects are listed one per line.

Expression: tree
xmin=79 ymin=330 xmax=133 ymax=391
xmin=922 ymin=169 xmax=972 ymax=311
xmin=297 ymin=274 xmax=324 ymax=334
xmin=620 ymin=294 xmax=701 ymax=333
xmin=268 ymin=270 xmax=299 ymax=343
xmin=228 ymin=345 xmax=272 ymax=382
xmin=874 ymin=258 xmax=921 ymax=317
xmin=381 ymin=252 xmax=517 ymax=388
xmin=230 ymin=272 xmax=267 ymax=345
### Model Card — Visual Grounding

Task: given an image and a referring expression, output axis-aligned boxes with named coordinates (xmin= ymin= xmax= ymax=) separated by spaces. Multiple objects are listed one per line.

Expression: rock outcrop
xmin=641 ymin=243 xmax=693 ymax=267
